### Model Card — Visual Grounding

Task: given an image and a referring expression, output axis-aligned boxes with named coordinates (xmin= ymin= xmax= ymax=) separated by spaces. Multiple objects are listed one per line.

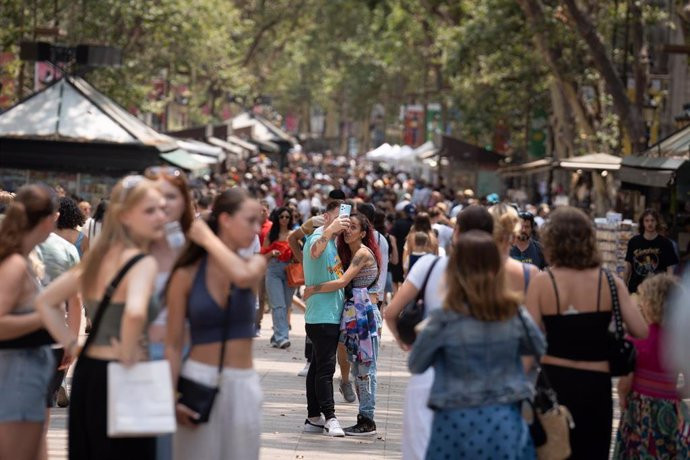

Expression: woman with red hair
xmin=304 ymin=212 xmax=381 ymax=436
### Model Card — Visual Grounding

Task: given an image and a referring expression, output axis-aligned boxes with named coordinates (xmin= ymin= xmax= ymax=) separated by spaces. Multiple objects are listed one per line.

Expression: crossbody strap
xmin=216 ymin=291 xmax=232 ymax=383
xmin=82 ymin=253 xmax=147 ymax=354
xmin=417 ymin=256 xmax=440 ymax=303
xmin=545 ymin=268 xmax=561 ymax=313
xmin=603 ymin=269 xmax=624 ymax=340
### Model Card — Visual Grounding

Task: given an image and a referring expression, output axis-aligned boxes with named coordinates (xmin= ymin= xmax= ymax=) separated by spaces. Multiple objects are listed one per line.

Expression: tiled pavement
xmin=48 ymin=310 xmax=408 ymax=459
xmin=47 ymin=308 xmax=642 ymax=459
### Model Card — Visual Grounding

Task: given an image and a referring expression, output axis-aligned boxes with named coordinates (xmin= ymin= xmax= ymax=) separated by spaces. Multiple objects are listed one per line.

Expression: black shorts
xmin=391 ymin=263 xmax=404 ymax=283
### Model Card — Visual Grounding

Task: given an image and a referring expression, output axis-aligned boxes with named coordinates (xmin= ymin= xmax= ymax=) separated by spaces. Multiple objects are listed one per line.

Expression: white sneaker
xmin=297 ymin=362 xmax=310 ymax=377
xmin=323 ymin=417 xmax=345 ymax=437
xmin=304 ymin=415 xmax=325 ymax=433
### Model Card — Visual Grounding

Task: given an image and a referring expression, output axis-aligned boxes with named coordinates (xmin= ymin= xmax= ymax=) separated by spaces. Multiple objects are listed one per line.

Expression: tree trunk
xmin=561 ymin=0 xmax=647 ymax=153
xmin=548 ymin=79 xmax=577 ymax=159
xmin=516 ymin=0 xmax=598 ymax=153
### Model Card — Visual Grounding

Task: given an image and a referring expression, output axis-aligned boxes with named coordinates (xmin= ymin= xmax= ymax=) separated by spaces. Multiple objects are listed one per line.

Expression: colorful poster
xmin=493 ymin=119 xmax=511 ymax=154
xmin=528 ymin=109 xmax=548 ymax=159
xmin=426 ymin=103 xmax=441 ymax=142
xmin=34 ymin=62 xmax=62 ymax=91
xmin=403 ymin=104 xmax=424 ymax=147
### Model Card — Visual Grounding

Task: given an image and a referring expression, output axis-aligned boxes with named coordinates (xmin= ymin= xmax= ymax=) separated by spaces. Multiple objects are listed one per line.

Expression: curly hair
xmin=541 ymin=206 xmax=600 ymax=269
xmin=637 ymin=274 xmax=679 ymax=324
xmin=57 ymin=197 xmax=86 ymax=230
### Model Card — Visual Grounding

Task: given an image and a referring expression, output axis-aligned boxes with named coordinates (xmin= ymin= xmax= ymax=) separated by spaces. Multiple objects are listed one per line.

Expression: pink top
xmin=630 ymin=324 xmax=678 ymax=400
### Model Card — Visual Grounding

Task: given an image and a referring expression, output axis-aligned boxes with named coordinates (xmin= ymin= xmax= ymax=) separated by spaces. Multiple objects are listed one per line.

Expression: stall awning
xmin=558 ymin=153 xmax=621 ymax=170
xmin=619 ymin=155 xmax=687 ymax=188
xmin=207 ymin=137 xmax=244 ymax=157
xmin=644 ymin=124 xmax=690 ymax=157
xmin=618 ymin=167 xmax=675 ymax=187
xmin=160 ymin=149 xmax=210 ymax=172
xmin=498 ymin=158 xmax=553 ymax=178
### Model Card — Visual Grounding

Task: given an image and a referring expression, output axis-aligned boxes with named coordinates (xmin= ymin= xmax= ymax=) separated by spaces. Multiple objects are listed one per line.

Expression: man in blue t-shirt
xmin=297 ymin=200 xmax=350 ymax=437
xmin=510 ymin=211 xmax=546 ymax=269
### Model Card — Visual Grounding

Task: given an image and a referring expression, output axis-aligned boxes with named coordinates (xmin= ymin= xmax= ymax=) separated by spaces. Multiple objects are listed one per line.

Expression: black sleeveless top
xmin=541 ymin=269 xmax=611 ymax=361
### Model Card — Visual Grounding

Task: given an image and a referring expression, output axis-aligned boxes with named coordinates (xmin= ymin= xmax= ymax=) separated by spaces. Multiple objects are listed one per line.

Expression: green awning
xmin=160 ymin=149 xmax=210 ymax=172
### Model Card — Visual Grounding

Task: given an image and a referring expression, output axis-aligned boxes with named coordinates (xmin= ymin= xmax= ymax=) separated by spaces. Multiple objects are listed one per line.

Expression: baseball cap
xmin=403 ymin=204 xmax=416 ymax=216
xmin=328 ymin=189 xmax=346 ymax=200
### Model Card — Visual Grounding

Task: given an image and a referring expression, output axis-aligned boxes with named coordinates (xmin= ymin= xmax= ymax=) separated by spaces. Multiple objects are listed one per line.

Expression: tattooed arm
xmin=304 ymin=248 xmax=373 ymax=298
xmin=309 ymin=217 xmax=349 ymax=260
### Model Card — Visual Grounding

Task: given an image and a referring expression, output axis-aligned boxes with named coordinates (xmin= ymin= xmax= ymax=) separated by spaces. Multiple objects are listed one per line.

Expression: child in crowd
xmin=614 ymin=273 xmax=688 ymax=458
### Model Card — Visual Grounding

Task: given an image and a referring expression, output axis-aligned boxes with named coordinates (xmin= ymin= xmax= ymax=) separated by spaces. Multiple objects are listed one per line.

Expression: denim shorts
xmin=0 ymin=346 xmax=54 ymax=422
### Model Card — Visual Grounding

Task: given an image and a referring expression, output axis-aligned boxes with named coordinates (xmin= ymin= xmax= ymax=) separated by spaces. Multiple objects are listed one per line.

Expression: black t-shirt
xmin=391 ymin=218 xmax=413 ymax=256
xmin=510 ymin=239 xmax=546 ymax=270
xmin=625 ymin=234 xmax=679 ymax=293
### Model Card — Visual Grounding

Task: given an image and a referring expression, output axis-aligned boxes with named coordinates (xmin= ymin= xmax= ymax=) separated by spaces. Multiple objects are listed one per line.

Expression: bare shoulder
xmin=0 ymin=254 xmax=27 ymax=282
xmin=169 ymin=262 xmax=198 ymax=287
xmin=352 ymin=247 xmax=375 ymax=267
xmin=0 ymin=253 xmax=27 ymax=271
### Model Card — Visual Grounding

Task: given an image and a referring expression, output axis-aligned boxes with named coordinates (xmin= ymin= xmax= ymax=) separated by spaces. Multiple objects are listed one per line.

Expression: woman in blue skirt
xmin=408 ymin=230 xmax=545 ymax=460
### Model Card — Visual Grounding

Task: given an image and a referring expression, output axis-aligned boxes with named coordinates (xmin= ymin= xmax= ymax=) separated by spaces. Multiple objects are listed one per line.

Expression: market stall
xmin=0 ymin=75 xmax=197 ymax=201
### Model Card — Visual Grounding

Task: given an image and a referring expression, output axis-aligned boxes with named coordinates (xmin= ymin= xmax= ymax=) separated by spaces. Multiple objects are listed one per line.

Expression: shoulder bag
xmin=396 ymin=256 xmax=440 ymax=345
xmin=604 ymin=269 xmax=636 ymax=376
xmin=80 ymin=254 xmax=176 ymax=438
xmin=176 ymin=289 xmax=232 ymax=424
xmin=286 ymin=262 xmax=305 ymax=288
xmin=517 ymin=310 xmax=574 ymax=460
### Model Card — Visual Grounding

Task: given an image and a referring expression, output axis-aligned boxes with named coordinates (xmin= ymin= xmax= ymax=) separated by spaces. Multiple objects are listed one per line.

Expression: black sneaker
xmin=344 ymin=414 xmax=376 ymax=436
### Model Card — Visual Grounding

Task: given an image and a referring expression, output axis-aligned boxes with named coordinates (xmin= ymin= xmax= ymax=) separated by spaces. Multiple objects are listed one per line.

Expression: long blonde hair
xmin=79 ymin=176 xmax=160 ymax=297
xmin=444 ymin=230 xmax=520 ymax=321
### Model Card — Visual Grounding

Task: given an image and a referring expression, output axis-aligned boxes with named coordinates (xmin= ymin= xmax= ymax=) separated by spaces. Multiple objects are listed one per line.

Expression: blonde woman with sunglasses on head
xmin=36 ymin=175 xmax=167 ymax=460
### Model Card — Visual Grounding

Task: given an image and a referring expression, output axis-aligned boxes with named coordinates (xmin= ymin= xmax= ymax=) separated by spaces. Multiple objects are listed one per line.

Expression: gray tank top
xmin=85 ymin=298 xmax=159 ymax=346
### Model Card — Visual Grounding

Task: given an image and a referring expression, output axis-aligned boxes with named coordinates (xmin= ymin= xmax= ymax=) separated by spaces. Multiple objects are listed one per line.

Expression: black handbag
xmin=396 ymin=257 xmax=440 ymax=345
xmin=604 ymin=269 xmax=636 ymax=377
xmin=176 ymin=290 xmax=232 ymax=424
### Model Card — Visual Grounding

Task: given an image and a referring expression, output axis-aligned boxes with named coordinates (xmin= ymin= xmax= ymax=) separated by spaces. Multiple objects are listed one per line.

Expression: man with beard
xmin=509 ymin=211 xmax=546 ymax=269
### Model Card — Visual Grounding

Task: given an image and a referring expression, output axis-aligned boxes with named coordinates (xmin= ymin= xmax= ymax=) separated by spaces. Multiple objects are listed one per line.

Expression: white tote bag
xmin=107 ymin=360 xmax=177 ymax=437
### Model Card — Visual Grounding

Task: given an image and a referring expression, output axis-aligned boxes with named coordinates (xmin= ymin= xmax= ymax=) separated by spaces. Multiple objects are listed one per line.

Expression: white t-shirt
xmin=238 ymin=235 xmax=261 ymax=258
xmin=432 ymin=223 xmax=454 ymax=253
xmin=374 ymin=231 xmax=389 ymax=297
xmin=298 ymin=199 xmax=312 ymax=222
xmin=405 ymin=254 xmax=448 ymax=313
xmin=402 ymin=253 xmax=448 ymax=460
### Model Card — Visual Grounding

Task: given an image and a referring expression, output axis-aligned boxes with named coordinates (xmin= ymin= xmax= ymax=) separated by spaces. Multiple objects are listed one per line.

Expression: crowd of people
xmin=0 ymin=150 xmax=688 ymax=460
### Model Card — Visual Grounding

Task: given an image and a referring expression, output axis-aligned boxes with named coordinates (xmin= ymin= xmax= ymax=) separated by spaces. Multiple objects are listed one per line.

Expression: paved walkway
xmin=48 ymin=309 xmax=408 ymax=459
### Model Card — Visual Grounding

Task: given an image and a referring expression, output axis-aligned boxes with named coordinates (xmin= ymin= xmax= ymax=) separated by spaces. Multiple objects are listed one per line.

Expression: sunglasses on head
xmin=518 ymin=211 xmax=534 ymax=220
xmin=119 ymin=175 xmax=146 ymax=201
xmin=144 ymin=166 xmax=183 ymax=179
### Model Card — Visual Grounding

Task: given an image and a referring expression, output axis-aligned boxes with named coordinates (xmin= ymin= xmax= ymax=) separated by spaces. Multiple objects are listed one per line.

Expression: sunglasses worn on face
xmin=279 ymin=215 xmax=291 ymax=219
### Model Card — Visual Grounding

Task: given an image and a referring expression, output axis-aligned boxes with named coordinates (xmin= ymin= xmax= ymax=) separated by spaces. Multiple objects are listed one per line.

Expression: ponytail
xmin=0 ymin=184 xmax=55 ymax=263
xmin=0 ymin=202 xmax=30 ymax=262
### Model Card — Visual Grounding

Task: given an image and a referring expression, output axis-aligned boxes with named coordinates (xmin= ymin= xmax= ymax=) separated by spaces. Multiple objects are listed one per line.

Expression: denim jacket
xmin=408 ymin=306 xmax=546 ymax=410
